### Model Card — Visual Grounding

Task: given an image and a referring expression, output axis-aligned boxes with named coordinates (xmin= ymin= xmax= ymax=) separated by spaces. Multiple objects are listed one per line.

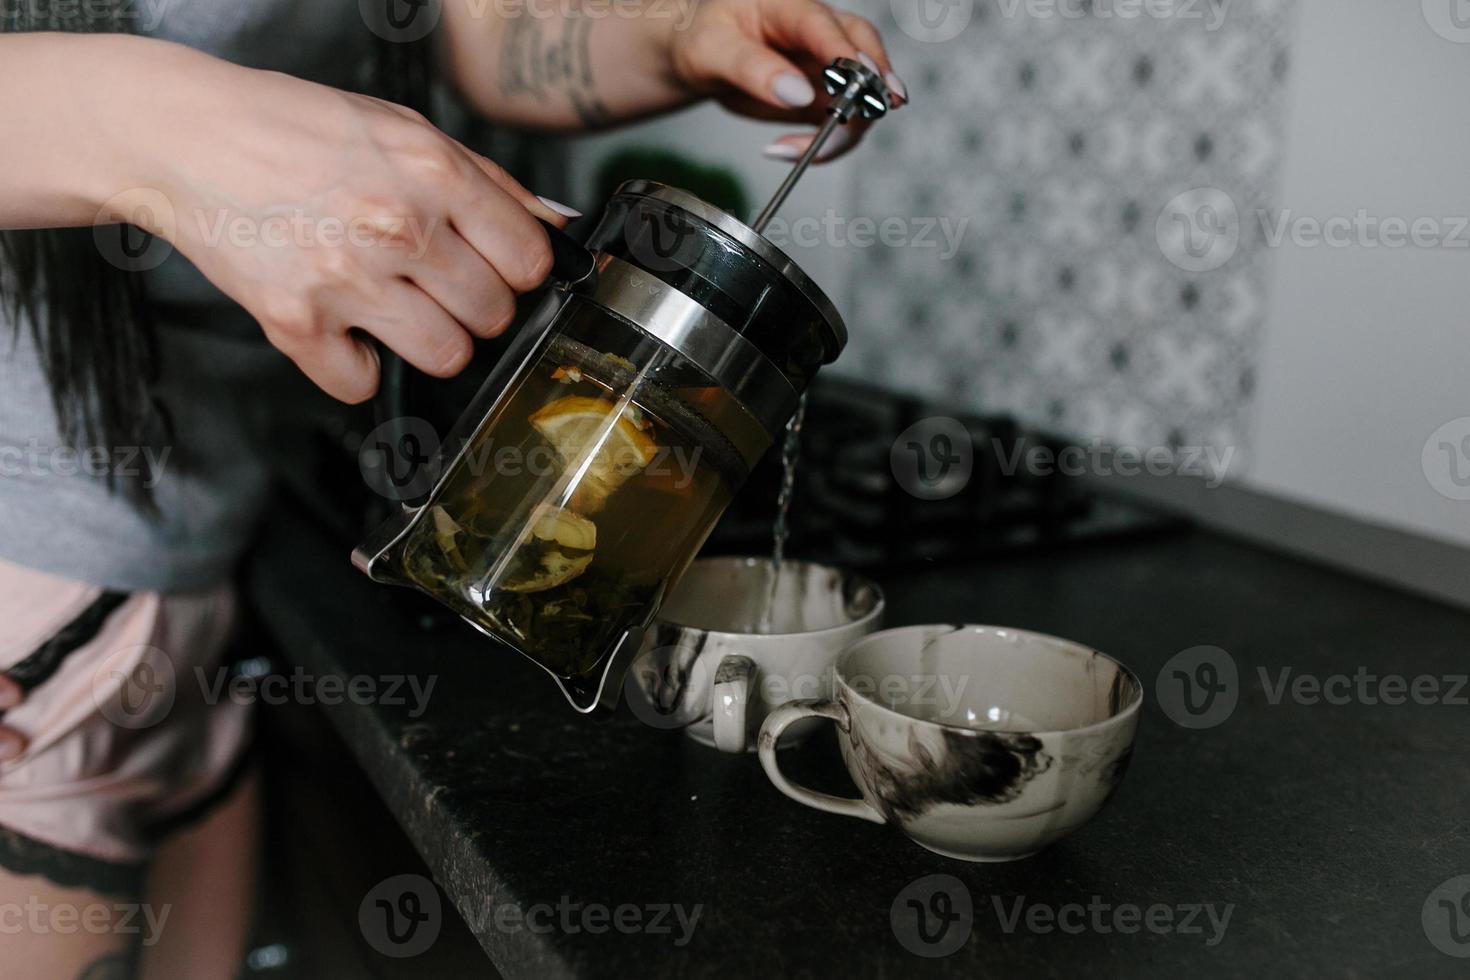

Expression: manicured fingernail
xmin=536 ymin=195 xmax=582 ymax=219
xmin=762 ymin=142 xmax=803 ymax=160
xmin=0 ymin=734 xmax=23 ymax=762
xmin=885 ymin=72 xmax=908 ymax=105
xmin=0 ymin=684 xmax=18 ymax=710
xmin=857 ymin=52 xmax=881 ymax=74
xmin=773 ymin=72 xmax=816 ymax=108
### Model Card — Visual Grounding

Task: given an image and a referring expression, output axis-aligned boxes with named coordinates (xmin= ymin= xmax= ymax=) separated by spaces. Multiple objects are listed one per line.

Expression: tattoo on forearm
xmin=498 ymin=12 xmax=613 ymax=127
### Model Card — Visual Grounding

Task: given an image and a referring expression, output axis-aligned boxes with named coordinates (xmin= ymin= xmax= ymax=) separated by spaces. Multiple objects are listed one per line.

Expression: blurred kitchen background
xmin=506 ymin=0 xmax=1469 ymax=563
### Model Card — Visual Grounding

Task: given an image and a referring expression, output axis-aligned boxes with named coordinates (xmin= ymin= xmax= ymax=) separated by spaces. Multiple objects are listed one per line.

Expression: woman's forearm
xmin=0 ymin=33 xmax=185 ymax=229
xmin=442 ymin=1 xmax=687 ymax=132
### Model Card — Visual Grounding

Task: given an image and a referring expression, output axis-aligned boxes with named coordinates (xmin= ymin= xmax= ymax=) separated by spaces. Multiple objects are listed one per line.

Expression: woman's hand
xmin=445 ymin=0 xmax=902 ymax=161
xmin=0 ymin=676 xmax=27 ymax=763
xmin=101 ymin=38 xmax=573 ymax=403
xmin=668 ymin=0 xmax=907 ymax=162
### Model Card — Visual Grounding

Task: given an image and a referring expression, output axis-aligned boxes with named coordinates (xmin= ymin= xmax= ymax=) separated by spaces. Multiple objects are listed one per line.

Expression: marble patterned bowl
xmin=758 ymin=624 xmax=1143 ymax=862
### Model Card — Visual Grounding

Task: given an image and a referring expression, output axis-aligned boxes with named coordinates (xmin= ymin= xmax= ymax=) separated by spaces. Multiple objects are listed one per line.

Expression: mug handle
xmin=711 ymin=655 xmax=755 ymax=753
xmin=757 ymin=700 xmax=885 ymax=824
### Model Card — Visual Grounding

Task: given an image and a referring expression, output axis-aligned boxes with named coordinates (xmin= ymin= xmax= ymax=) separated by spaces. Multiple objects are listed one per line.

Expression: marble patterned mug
xmin=758 ymin=624 xmax=1143 ymax=862
xmin=623 ymin=557 xmax=884 ymax=751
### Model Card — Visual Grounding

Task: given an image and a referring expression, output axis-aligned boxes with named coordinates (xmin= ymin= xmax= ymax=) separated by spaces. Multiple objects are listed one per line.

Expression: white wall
xmin=1245 ymin=0 xmax=1470 ymax=547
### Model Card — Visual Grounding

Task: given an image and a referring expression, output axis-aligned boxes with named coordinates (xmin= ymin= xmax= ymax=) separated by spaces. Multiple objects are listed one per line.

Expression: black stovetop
xmin=704 ymin=376 xmax=1178 ymax=568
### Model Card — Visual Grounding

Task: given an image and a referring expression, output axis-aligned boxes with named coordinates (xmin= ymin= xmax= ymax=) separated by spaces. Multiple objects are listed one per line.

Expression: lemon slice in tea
xmin=502 ymin=504 xmax=598 ymax=593
xmin=529 ymin=395 xmax=658 ymax=513
xmin=529 ymin=503 xmax=597 ymax=550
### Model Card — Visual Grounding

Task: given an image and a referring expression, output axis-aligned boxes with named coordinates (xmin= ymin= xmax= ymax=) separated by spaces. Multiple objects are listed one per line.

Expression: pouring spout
xmin=554 ymin=625 xmax=646 ymax=713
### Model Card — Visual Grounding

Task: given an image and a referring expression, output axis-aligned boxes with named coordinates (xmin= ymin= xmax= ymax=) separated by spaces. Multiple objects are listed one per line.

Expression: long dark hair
xmin=0 ymin=2 xmax=432 ymax=482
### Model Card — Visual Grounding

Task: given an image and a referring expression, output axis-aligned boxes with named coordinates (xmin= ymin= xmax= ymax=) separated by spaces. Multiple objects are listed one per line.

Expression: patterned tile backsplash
xmin=835 ymin=0 xmax=1300 ymax=462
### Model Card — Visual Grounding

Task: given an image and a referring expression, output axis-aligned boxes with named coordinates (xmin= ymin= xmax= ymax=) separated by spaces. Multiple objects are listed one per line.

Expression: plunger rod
xmin=751 ymin=111 xmax=844 ymax=234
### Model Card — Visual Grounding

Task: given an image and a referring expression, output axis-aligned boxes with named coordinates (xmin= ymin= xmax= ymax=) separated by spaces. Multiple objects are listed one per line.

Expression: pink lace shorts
xmin=0 ymin=557 xmax=253 ymax=887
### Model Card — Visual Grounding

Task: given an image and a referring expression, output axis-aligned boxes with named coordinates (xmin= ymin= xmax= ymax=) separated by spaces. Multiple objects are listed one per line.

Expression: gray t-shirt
xmin=0 ymin=0 xmax=374 ymax=592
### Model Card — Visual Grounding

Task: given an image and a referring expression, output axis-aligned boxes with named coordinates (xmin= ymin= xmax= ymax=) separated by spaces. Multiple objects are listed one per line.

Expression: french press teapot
xmin=353 ymin=59 xmax=893 ymax=711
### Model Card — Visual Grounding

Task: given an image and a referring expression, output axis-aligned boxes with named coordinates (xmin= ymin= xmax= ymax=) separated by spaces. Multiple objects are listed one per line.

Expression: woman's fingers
xmin=688 ymin=0 xmax=868 ymax=112
xmin=0 ymin=675 xmax=22 ymax=711
xmin=748 ymin=5 xmax=906 ymax=166
xmin=270 ymin=320 xmax=382 ymax=404
xmin=683 ymin=31 xmax=819 ymax=112
xmin=260 ymin=155 xmax=556 ymax=400
xmin=758 ymin=0 xmax=862 ymax=67
xmin=762 ymin=122 xmax=866 ymax=164
xmin=462 ymin=149 xmax=581 ymax=229
xmin=837 ymin=15 xmax=890 ymax=72
xmin=760 ymin=0 xmax=904 ymax=102
xmin=0 ymin=675 xmax=27 ymax=762
xmin=447 ymin=176 xmax=555 ymax=295
xmin=688 ymin=2 xmax=902 ymax=160
xmin=404 ymin=229 xmax=519 ymax=339
xmin=349 ymin=280 xmax=476 ymax=380
xmin=836 ymin=13 xmax=907 ymax=106
xmin=0 ymin=726 xmax=25 ymax=762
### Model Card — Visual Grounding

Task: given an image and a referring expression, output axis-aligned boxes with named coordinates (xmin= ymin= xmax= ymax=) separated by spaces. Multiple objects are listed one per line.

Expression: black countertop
xmin=247 ymin=499 xmax=1470 ymax=978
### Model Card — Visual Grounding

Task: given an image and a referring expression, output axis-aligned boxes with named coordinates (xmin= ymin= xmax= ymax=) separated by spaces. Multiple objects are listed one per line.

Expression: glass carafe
xmin=353 ymin=181 xmax=847 ymax=710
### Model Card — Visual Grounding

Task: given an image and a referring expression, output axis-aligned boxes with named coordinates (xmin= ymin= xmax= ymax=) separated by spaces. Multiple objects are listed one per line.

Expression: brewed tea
xmin=394 ymin=304 xmax=756 ymax=679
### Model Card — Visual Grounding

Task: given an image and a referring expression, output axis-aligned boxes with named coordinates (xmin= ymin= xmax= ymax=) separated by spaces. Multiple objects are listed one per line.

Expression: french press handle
xmin=369 ymin=218 xmax=595 ymax=505
xmin=541 ymin=218 xmax=597 ymax=288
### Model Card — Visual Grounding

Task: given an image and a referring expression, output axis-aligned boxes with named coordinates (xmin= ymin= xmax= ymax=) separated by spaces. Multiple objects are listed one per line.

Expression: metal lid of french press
xmin=619 ymin=57 xmax=893 ymax=360
xmin=613 ymin=179 xmax=849 ymax=356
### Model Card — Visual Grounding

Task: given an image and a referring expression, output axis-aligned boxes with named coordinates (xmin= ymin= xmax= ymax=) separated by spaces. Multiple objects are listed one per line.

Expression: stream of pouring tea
xmin=760 ymin=392 xmax=809 ymax=632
